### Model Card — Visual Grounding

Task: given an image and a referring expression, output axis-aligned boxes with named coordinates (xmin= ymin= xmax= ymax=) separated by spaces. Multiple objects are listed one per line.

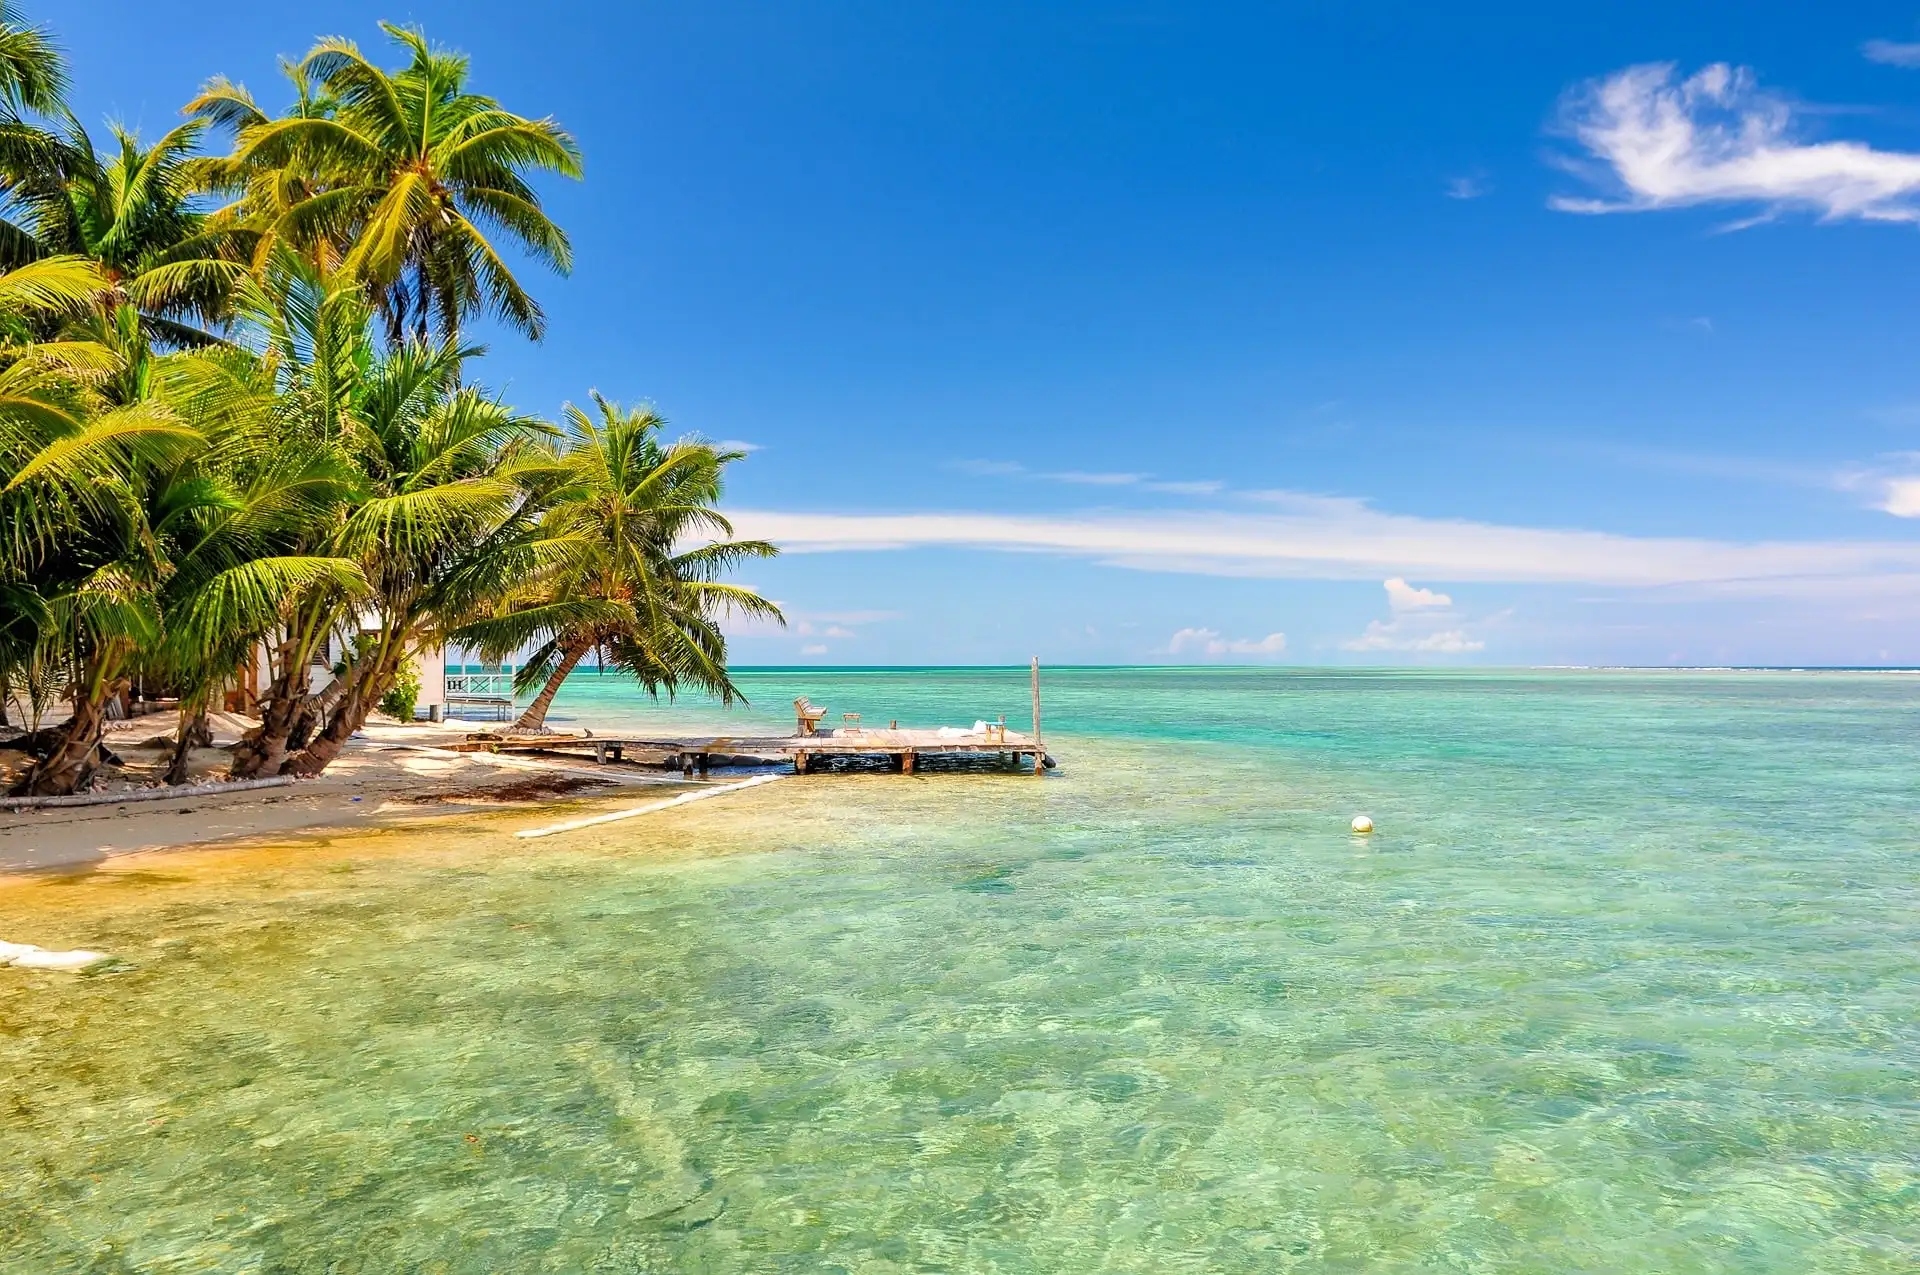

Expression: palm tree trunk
xmin=281 ymin=691 xmax=361 ymax=777
xmin=513 ymin=636 xmax=592 ymax=734
xmin=164 ymin=702 xmax=212 ymax=787
xmin=231 ymin=689 xmax=299 ymax=778
xmin=232 ymin=620 xmax=338 ymax=777
xmin=282 ymin=643 xmax=402 ymax=778
xmin=14 ymin=664 xmax=126 ymax=796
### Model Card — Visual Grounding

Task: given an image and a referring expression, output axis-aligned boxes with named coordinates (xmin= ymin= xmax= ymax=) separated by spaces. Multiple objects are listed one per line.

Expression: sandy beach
xmin=0 ymin=716 xmax=697 ymax=874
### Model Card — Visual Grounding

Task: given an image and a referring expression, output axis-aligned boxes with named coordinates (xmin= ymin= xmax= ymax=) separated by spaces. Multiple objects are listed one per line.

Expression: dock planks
xmin=477 ymin=727 xmax=1055 ymax=774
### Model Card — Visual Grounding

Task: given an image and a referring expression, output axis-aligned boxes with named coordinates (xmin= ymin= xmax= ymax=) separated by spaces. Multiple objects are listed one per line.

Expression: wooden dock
xmin=473 ymin=726 xmax=1055 ymax=775
xmin=468 ymin=660 xmax=1058 ymax=778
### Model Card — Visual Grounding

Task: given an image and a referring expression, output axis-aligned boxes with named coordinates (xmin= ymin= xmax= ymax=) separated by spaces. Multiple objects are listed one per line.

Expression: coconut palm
xmin=274 ymin=343 xmax=553 ymax=775
xmin=456 ymin=394 xmax=782 ymax=734
xmin=0 ymin=2 xmax=70 ymax=272
xmin=204 ymin=23 xmax=580 ymax=344
xmin=0 ymin=2 xmax=62 ymax=116
xmin=217 ymin=249 xmax=556 ymax=778
xmin=146 ymin=346 xmax=364 ymax=782
xmin=0 ymin=253 xmax=104 ymax=733
xmin=0 ymin=258 xmax=364 ymax=795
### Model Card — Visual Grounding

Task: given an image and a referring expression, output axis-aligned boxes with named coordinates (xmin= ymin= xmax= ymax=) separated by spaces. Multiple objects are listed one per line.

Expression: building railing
xmin=444 ymin=671 xmax=515 ymax=701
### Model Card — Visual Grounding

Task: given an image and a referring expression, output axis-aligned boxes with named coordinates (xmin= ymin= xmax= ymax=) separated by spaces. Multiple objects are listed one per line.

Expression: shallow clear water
xmin=2 ymin=668 xmax=1917 ymax=1272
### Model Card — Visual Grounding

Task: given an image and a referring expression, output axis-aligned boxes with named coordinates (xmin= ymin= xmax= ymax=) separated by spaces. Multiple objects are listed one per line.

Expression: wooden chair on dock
xmin=794 ymin=697 xmax=828 ymax=736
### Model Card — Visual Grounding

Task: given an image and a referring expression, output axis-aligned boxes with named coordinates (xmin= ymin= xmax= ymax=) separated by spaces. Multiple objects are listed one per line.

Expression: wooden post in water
xmin=1030 ymin=656 xmax=1044 ymax=775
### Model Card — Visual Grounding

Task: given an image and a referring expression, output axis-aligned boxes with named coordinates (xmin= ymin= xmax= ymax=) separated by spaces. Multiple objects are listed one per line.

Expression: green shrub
xmin=379 ymin=660 xmax=422 ymax=722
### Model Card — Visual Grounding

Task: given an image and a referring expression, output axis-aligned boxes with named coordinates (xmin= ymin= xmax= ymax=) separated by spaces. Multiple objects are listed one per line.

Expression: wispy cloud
xmin=714 ymin=439 xmax=762 ymax=454
xmin=1552 ymin=62 xmax=1920 ymax=224
xmin=954 ymin=459 xmax=1222 ymax=496
xmin=953 ymin=459 xmax=1028 ymax=477
xmin=800 ymin=644 xmax=829 ymax=656
xmin=1052 ymin=470 xmax=1150 ymax=486
xmin=1446 ymin=174 xmax=1488 ymax=200
xmin=1345 ymin=623 xmax=1484 ymax=653
xmin=1166 ymin=627 xmax=1288 ymax=658
xmin=727 ymin=500 xmax=1920 ymax=595
xmin=790 ymin=608 xmax=904 ymax=642
xmin=731 ymin=606 xmax=903 ymax=645
xmin=1863 ymin=38 xmax=1920 ymax=68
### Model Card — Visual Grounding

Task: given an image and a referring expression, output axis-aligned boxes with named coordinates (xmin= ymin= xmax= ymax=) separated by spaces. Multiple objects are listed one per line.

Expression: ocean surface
xmin=1 ymin=667 xmax=1916 ymax=1272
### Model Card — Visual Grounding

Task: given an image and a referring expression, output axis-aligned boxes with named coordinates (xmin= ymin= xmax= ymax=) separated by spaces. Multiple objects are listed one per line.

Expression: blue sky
xmin=59 ymin=1 xmax=1920 ymax=664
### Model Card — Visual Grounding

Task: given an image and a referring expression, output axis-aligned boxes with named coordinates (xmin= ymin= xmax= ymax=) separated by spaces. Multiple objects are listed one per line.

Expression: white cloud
xmin=732 ymin=606 xmax=902 ymax=642
xmin=808 ymin=609 xmax=903 ymax=624
xmin=1166 ymin=627 xmax=1219 ymax=654
xmin=1830 ymin=461 xmax=1920 ymax=518
xmin=1881 ymin=478 xmax=1920 ymax=517
xmin=1344 ymin=622 xmax=1485 ymax=653
xmin=1167 ymin=627 xmax=1288 ymax=658
xmin=1385 ymin=578 xmax=1452 ymax=611
xmin=955 ymin=459 xmax=1222 ymax=497
xmin=1053 ymin=470 xmax=1149 ymax=486
xmin=953 ymin=459 xmax=1026 ymax=477
xmin=725 ymin=501 xmax=1920 ymax=596
xmin=1553 ymin=62 xmax=1920 ymax=224
xmin=1144 ymin=479 xmax=1225 ymax=495
xmin=1446 ymin=175 xmax=1486 ymax=200
xmin=800 ymin=644 xmax=829 ymax=656
xmin=714 ymin=439 xmax=762 ymax=454
xmin=1864 ymin=38 xmax=1920 ymax=68
xmin=1345 ymin=578 xmax=1482 ymax=654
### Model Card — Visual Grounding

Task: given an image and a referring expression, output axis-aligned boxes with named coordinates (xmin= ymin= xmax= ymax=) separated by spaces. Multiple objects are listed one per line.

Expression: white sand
xmin=0 ymin=720 xmax=690 ymax=873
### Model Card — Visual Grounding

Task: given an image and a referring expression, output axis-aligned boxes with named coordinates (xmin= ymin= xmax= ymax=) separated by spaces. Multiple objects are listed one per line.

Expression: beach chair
xmin=794 ymin=697 xmax=828 ymax=736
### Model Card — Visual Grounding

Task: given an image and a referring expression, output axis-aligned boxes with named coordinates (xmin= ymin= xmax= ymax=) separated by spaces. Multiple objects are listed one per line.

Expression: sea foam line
xmin=515 ymin=773 xmax=785 ymax=839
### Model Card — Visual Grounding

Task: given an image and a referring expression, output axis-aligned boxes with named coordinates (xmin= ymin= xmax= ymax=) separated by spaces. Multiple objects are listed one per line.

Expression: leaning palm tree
xmin=201 ymin=23 xmax=580 ymax=344
xmin=456 ymin=394 xmax=782 ymax=734
xmin=275 ymin=344 xmax=554 ymax=776
xmin=0 ymin=258 xmax=363 ymax=796
xmin=145 ymin=346 xmax=364 ymax=783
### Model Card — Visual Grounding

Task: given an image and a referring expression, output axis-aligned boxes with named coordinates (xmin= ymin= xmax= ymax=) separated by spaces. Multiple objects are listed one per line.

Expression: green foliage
xmin=193 ymin=22 xmax=581 ymax=343
xmin=453 ymin=393 xmax=783 ymax=731
xmin=378 ymin=657 xmax=420 ymax=721
xmin=0 ymin=8 xmax=771 ymax=791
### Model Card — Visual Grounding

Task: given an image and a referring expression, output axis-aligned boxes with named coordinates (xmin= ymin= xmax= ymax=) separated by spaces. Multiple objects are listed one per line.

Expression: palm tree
xmin=0 ymin=3 xmax=63 ymax=117
xmin=0 ymin=3 xmax=69 ymax=273
xmin=146 ymin=346 xmax=364 ymax=783
xmin=0 ymin=252 xmax=107 ymax=736
xmin=0 ymin=257 xmax=362 ymax=796
xmin=0 ymin=260 xmax=197 ymax=794
xmin=456 ymin=394 xmax=782 ymax=734
xmin=201 ymin=23 xmax=580 ymax=344
xmin=214 ymin=249 xmax=554 ymax=778
xmin=275 ymin=342 xmax=553 ymax=775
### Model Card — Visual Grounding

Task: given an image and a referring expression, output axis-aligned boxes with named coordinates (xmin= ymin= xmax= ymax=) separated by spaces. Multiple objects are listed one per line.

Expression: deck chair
xmin=794 ymin=697 xmax=829 ymax=736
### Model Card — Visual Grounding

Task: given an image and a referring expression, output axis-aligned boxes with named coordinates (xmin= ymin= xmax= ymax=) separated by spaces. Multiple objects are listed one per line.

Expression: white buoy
xmin=1351 ymin=815 xmax=1374 ymax=834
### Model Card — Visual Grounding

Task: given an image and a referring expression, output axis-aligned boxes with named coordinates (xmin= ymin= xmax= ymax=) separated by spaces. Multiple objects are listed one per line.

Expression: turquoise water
xmin=2 ymin=668 xmax=1916 ymax=1271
